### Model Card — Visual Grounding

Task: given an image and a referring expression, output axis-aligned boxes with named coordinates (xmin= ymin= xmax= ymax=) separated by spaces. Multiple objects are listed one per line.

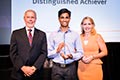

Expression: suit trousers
xmin=51 ymin=62 xmax=77 ymax=80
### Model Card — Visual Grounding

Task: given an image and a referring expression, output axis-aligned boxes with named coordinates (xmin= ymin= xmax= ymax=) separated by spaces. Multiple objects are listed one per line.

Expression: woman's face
xmin=82 ymin=19 xmax=93 ymax=33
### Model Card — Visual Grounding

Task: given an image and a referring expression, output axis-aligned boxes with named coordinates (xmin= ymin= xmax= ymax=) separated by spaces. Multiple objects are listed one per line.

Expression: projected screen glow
xmin=11 ymin=0 xmax=120 ymax=42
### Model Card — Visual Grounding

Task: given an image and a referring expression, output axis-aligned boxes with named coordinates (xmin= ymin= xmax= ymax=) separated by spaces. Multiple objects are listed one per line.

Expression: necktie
xmin=28 ymin=29 xmax=32 ymax=46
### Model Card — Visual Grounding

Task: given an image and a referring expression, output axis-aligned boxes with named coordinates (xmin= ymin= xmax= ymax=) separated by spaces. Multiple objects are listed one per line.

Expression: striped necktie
xmin=28 ymin=29 xmax=32 ymax=46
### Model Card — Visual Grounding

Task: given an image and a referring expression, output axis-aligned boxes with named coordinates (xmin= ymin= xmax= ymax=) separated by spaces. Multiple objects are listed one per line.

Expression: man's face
xmin=24 ymin=11 xmax=36 ymax=28
xmin=59 ymin=13 xmax=70 ymax=28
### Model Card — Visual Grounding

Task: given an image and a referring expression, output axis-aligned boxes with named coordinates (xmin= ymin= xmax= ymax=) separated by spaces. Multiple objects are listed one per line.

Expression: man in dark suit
xmin=10 ymin=9 xmax=48 ymax=80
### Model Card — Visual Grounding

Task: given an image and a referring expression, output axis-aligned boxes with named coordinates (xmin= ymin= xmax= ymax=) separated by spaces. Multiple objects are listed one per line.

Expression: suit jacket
xmin=10 ymin=27 xmax=48 ymax=79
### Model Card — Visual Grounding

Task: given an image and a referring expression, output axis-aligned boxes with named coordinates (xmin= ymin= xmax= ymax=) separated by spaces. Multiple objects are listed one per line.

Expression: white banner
xmin=11 ymin=0 xmax=120 ymax=42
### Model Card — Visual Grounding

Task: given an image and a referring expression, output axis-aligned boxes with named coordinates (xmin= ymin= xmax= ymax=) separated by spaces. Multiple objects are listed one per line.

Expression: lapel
xmin=32 ymin=28 xmax=39 ymax=47
xmin=21 ymin=28 xmax=39 ymax=48
xmin=21 ymin=27 xmax=31 ymax=47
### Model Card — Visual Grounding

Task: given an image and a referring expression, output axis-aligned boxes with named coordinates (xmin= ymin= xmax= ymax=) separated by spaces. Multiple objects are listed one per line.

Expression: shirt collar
xmin=26 ymin=27 xmax=35 ymax=32
xmin=26 ymin=27 xmax=35 ymax=37
xmin=57 ymin=27 xmax=71 ymax=33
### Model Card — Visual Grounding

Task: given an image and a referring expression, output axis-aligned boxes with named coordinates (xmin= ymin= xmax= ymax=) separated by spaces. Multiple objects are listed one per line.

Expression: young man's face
xmin=59 ymin=13 xmax=70 ymax=28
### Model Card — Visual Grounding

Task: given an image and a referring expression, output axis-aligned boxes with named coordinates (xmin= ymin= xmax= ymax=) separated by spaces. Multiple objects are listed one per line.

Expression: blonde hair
xmin=81 ymin=16 xmax=96 ymax=35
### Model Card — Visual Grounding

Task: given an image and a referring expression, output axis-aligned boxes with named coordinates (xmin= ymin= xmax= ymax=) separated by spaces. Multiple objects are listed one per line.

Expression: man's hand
xmin=56 ymin=42 xmax=65 ymax=53
xmin=21 ymin=66 xmax=37 ymax=77
xmin=60 ymin=53 xmax=73 ymax=60
xmin=67 ymin=54 xmax=73 ymax=59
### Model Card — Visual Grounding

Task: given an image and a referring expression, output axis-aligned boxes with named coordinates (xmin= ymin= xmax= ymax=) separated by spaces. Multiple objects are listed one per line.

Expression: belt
xmin=53 ymin=62 xmax=75 ymax=68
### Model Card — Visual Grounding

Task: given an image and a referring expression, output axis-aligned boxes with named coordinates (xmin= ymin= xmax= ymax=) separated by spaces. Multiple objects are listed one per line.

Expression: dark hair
xmin=58 ymin=8 xmax=71 ymax=18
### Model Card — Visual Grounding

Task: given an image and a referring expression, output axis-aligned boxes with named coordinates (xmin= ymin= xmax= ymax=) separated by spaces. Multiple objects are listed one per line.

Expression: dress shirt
xmin=48 ymin=28 xmax=83 ymax=64
xmin=26 ymin=27 xmax=34 ymax=37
